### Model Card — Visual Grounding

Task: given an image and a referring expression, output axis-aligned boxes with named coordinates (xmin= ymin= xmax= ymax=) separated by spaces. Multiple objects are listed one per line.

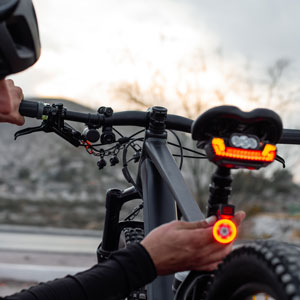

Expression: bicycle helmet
xmin=0 ymin=0 xmax=41 ymax=78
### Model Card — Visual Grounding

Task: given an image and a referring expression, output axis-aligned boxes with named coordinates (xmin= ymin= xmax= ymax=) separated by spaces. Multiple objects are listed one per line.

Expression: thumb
xmin=233 ymin=211 xmax=246 ymax=226
xmin=205 ymin=215 xmax=217 ymax=226
xmin=178 ymin=215 xmax=217 ymax=230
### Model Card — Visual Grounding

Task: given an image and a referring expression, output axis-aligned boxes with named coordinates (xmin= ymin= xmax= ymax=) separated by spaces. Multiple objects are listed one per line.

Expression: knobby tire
xmin=119 ymin=224 xmax=147 ymax=300
xmin=206 ymin=240 xmax=300 ymax=300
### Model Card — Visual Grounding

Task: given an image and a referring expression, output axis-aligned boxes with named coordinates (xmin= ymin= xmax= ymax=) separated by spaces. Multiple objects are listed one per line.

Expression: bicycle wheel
xmin=118 ymin=221 xmax=147 ymax=300
xmin=206 ymin=240 xmax=300 ymax=300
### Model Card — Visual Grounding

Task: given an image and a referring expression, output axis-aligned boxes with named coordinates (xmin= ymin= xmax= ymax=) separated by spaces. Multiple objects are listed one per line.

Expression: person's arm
xmin=3 ymin=243 xmax=156 ymax=300
xmin=2 ymin=212 xmax=245 ymax=300
xmin=0 ymin=79 xmax=25 ymax=125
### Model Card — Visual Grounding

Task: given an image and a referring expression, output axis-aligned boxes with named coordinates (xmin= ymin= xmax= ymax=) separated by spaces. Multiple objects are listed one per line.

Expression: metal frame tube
xmin=140 ymin=158 xmax=176 ymax=300
xmin=144 ymin=137 xmax=205 ymax=222
xmin=140 ymin=136 xmax=205 ymax=300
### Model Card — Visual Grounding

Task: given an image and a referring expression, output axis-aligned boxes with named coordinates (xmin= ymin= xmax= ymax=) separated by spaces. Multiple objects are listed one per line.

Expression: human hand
xmin=141 ymin=211 xmax=246 ymax=275
xmin=0 ymin=79 xmax=25 ymax=125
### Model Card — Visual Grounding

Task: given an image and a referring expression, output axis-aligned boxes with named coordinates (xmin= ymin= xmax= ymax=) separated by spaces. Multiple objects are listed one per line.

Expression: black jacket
xmin=2 ymin=243 xmax=157 ymax=300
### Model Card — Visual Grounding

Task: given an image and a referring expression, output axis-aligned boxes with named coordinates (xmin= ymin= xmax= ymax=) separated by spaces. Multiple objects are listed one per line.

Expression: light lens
xmin=211 ymin=138 xmax=276 ymax=162
xmin=213 ymin=219 xmax=237 ymax=244
xmin=248 ymin=138 xmax=258 ymax=149
xmin=230 ymin=135 xmax=258 ymax=149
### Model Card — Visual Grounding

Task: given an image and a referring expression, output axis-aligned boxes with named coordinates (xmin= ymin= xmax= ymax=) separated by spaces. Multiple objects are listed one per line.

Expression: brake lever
xmin=15 ymin=121 xmax=82 ymax=147
xmin=14 ymin=122 xmax=48 ymax=140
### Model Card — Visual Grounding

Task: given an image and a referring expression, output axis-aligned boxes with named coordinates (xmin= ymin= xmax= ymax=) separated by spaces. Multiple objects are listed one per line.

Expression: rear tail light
xmin=213 ymin=219 xmax=237 ymax=244
xmin=206 ymin=137 xmax=277 ymax=169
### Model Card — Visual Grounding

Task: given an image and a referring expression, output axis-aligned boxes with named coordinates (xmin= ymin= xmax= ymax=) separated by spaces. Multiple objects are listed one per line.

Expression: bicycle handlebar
xmin=19 ymin=100 xmax=193 ymax=133
xmin=19 ymin=100 xmax=300 ymax=144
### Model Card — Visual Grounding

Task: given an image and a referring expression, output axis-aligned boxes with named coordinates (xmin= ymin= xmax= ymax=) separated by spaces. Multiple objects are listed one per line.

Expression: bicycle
xmin=15 ymin=100 xmax=300 ymax=300
xmin=2 ymin=1 xmax=300 ymax=299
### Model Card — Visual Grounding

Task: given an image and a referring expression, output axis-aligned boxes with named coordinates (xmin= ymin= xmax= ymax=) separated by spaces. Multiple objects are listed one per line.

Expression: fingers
xmin=190 ymin=243 xmax=232 ymax=271
xmin=0 ymin=112 xmax=25 ymax=125
xmin=7 ymin=79 xmax=23 ymax=101
xmin=184 ymin=212 xmax=246 ymax=250
xmin=197 ymin=261 xmax=222 ymax=271
xmin=196 ymin=213 xmax=246 ymax=271
xmin=3 ymin=79 xmax=23 ymax=98
xmin=180 ymin=211 xmax=245 ymax=231
xmin=0 ymin=79 xmax=25 ymax=125
xmin=15 ymin=86 xmax=24 ymax=100
xmin=232 ymin=210 xmax=246 ymax=227
xmin=15 ymin=114 xmax=25 ymax=125
xmin=176 ymin=216 xmax=217 ymax=230
xmin=5 ymin=79 xmax=14 ymax=86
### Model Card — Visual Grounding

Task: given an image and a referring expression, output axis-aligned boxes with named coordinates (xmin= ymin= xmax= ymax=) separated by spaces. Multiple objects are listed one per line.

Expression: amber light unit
xmin=213 ymin=219 xmax=237 ymax=244
xmin=211 ymin=138 xmax=276 ymax=162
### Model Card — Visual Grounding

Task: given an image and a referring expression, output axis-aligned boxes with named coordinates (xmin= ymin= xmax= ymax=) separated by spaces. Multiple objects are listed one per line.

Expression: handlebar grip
xmin=279 ymin=129 xmax=300 ymax=145
xmin=19 ymin=100 xmax=44 ymax=118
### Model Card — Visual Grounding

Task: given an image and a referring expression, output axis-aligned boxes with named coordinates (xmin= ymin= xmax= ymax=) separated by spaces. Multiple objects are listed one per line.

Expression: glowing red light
xmin=213 ymin=219 xmax=237 ymax=244
xmin=222 ymin=206 xmax=234 ymax=215
xmin=211 ymin=138 xmax=276 ymax=163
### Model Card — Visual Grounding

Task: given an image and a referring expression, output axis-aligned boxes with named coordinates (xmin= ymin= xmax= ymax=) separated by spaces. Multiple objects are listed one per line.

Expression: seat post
xmin=207 ymin=166 xmax=232 ymax=217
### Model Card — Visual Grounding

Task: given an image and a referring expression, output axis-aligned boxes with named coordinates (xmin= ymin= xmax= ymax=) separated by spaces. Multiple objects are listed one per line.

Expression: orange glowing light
xmin=211 ymin=138 xmax=276 ymax=162
xmin=213 ymin=219 xmax=237 ymax=244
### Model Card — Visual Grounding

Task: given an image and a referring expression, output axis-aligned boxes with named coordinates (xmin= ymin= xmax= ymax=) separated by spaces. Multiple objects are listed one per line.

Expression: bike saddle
xmin=0 ymin=0 xmax=19 ymax=21
xmin=191 ymin=106 xmax=283 ymax=169
xmin=192 ymin=105 xmax=283 ymax=147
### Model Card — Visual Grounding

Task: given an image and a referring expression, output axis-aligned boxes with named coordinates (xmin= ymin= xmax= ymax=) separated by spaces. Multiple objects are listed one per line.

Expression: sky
xmin=9 ymin=0 xmax=300 ymax=114
xmin=184 ymin=0 xmax=300 ymax=65
xmin=5 ymin=0 xmax=300 ymax=178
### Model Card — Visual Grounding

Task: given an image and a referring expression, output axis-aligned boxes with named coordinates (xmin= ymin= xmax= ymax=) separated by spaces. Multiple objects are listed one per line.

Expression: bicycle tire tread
xmin=121 ymin=226 xmax=147 ymax=300
xmin=207 ymin=240 xmax=300 ymax=300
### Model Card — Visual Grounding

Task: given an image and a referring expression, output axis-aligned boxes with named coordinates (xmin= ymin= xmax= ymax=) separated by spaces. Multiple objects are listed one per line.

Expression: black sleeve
xmin=2 ymin=243 xmax=157 ymax=300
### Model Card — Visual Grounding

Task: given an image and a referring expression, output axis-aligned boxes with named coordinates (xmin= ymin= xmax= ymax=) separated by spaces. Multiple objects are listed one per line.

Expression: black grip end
xmin=19 ymin=100 xmax=42 ymax=118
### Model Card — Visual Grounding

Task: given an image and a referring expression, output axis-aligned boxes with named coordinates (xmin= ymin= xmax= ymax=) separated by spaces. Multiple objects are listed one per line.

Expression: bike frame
xmin=139 ymin=130 xmax=205 ymax=300
xmin=97 ymin=109 xmax=206 ymax=299
xmin=16 ymin=101 xmax=300 ymax=300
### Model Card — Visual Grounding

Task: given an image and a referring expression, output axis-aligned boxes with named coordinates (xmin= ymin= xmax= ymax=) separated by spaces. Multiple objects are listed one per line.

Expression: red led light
xmin=211 ymin=138 xmax=276 ymax=163
xmin=213 ymin=219 xmax=237 ymax=244
xmin=222 ymin=206 xmax=233 ymax=215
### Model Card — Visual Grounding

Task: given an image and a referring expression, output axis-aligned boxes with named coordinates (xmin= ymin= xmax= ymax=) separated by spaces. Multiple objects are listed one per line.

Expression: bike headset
xmin=0 ymin=0 xmax=41 ymax=79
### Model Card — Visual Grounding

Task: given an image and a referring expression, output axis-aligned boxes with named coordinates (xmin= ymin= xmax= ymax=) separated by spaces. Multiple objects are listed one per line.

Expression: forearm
xmin=3 ymin=244 xmax=156 ymax=300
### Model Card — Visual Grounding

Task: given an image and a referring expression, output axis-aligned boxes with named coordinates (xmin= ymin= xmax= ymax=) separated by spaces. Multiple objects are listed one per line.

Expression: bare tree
xmin=112 ymin=47 xmax=300 ymax=213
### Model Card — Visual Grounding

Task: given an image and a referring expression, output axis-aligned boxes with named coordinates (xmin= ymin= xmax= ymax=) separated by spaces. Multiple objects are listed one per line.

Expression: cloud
xmin=12 ymin=0 xmax=218 ymax=107
xmin=179 ymin=0 xmax=300 ymax=65
xmin=11 ymin=0 xmax=299 ymax=110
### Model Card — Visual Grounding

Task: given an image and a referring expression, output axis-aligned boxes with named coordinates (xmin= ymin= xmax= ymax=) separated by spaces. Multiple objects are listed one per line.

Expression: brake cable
xmin=169 ymin=130 xmax=184 ymax=170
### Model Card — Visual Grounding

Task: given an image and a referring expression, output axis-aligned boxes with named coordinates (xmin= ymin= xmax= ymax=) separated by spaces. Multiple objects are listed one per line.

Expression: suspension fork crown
xmin=97 ymin=186 xmax=140 ymax=262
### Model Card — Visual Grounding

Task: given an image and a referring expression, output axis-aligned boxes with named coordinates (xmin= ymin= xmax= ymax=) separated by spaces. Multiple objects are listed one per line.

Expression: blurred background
xmin=1 ymin=0 xmax=300 ymax=295
xmin=10 ymin=0 xmax=300 ymax=113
